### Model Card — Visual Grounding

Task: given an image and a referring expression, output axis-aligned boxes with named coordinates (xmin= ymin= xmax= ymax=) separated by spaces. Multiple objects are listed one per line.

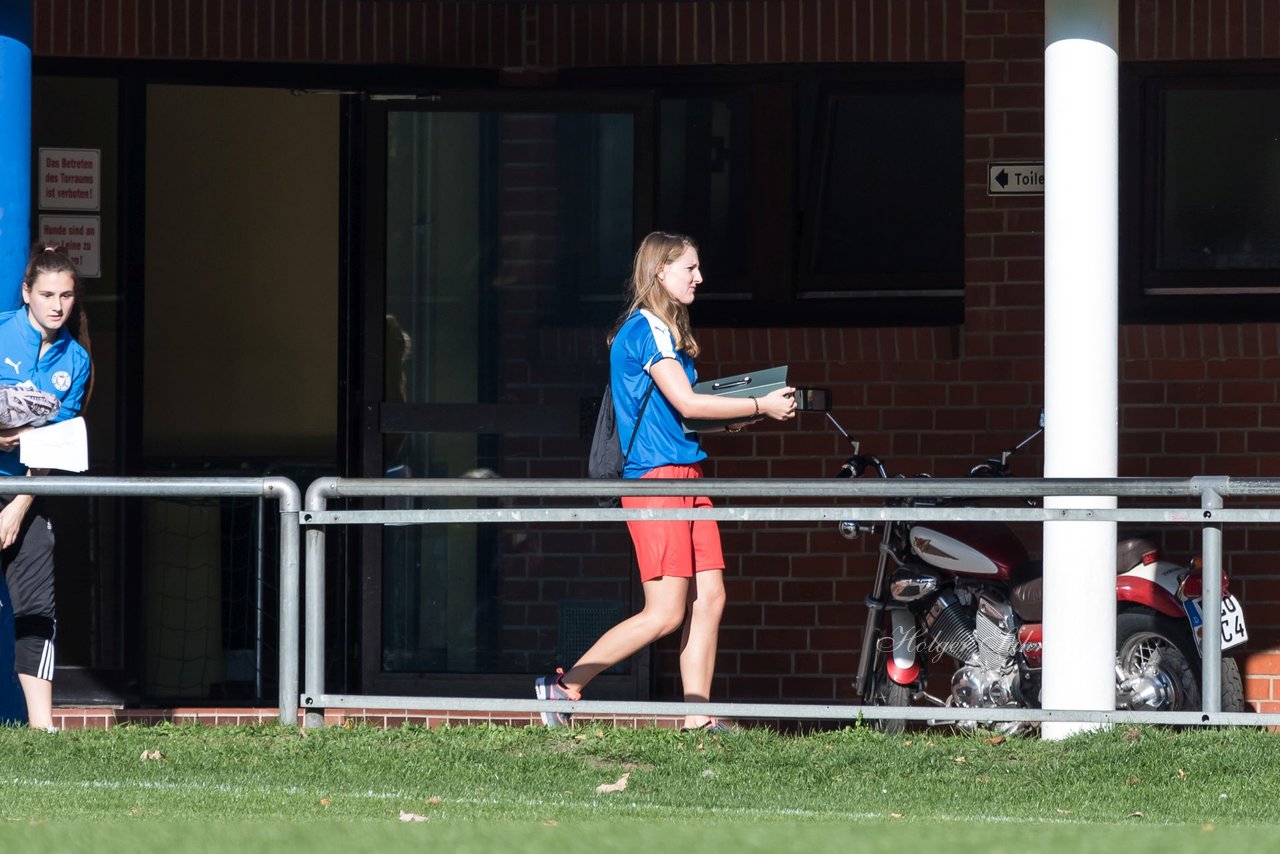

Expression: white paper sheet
xmin=19 ymin=417 xmax=88 ymax=472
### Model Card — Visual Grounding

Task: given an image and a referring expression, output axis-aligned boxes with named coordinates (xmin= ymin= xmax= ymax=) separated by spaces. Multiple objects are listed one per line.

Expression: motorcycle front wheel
xmin=1115 ymin=609 xmax=1246 ymax=713
xmin=866 ymin=658 xmax=912 ymax=735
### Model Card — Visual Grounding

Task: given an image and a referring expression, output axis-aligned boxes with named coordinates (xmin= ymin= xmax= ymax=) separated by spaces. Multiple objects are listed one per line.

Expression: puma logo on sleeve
xmin=3 ymin=358 xmax=20 ymax=375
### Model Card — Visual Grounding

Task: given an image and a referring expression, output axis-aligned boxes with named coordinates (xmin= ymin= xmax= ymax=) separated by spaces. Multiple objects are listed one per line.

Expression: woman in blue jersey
xmin=537 ymin=232 xmax=796 ymax=731
xmin=0 ymin=244 xmax=92 ymax=730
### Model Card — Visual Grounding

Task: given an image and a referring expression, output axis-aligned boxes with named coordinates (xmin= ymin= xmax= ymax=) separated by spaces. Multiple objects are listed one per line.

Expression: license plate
xmin=1183 ymin=594 xmax=1248 ymax=653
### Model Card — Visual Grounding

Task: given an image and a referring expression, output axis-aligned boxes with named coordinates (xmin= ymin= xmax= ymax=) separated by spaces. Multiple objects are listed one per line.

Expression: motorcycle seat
xmin=1010 ymin=559 xmax=1043 ymax=622
xmin=1010 ymin=538 xmax=1160 ymax=624
xmin=1116 ymin=536 xmax=1159 ymax=574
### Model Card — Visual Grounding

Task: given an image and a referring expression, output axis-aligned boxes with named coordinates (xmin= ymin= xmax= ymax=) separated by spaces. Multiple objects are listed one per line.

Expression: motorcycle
xmin=810 ymin=399 xmax=1249 ymax=733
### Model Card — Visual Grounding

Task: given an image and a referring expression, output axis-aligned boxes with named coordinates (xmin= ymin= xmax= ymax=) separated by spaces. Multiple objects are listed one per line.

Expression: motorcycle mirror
xmin=793 ymin=388 xmax=832 ymax=412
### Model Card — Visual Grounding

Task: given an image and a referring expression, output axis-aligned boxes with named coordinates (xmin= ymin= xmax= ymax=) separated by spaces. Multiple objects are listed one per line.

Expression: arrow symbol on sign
xmin=995 ymin=169 xmax=1009 ymax=188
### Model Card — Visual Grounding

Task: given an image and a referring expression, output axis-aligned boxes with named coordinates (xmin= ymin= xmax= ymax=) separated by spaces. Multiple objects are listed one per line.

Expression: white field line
xmin=1 ymin=776 xmax=1095 ymax=825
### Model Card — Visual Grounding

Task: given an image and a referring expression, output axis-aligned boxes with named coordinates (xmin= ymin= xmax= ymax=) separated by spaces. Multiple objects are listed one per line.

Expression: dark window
xmin=1158 ymin=88 xmax=1280 ymax=273
xmin=559 ymin=112 xmax=638 ymax=304
xmin=657 ymin=95 xmax=752 ymax=288
xmin=799 ymin=83 xmax=964 ymax=298
xmin=561 ymin=64 xmax=965 ymax=326
xmin=1124 ymin=69 xmax=1280 ymax=321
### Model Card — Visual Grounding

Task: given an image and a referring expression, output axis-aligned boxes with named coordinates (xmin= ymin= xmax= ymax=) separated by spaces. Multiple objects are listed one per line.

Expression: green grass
xmin=0 ymin=722 xmax=1277 ymax=852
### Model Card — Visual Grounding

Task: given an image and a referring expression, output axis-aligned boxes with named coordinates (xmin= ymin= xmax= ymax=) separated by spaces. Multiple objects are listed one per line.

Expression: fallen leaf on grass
xmin=890 ymin=812 xmax=904 ymax=819
xmin=1127 ymin=811 xmax=1145 ymax=819
xmin=953 ymin=756 xmax=967 ymax=764
xmin=595 ymin=772 xmax=630 ymax=794
xmin=543 ymin=820 xmax=559 ymax=827
xmin=1056 ymin=809 xmax=1072 ymax=815
xmin=1126 ymin=776 xmax=1141 ymax=785
xmin=1177 ymin=769 xmax=1187 ymax=780
xmin=320 ymin=798 xmax=331 ymax=807
xmin=398 ymin=811 xmax=429 ymax=823
xmin=426 ymin=796 xmax=442 ymax=804
xmin=1123 ymin=728 xmax=1142 ymax=742
xmin=139 ymin=750 xmax=164 ymax=761
xmin=984 ymin=735 xmax=1005 ymax=746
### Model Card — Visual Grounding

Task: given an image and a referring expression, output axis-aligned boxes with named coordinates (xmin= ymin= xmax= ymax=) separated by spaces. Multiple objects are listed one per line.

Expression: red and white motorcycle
xmin=816 ymin=403 xmax=1249 ymax=733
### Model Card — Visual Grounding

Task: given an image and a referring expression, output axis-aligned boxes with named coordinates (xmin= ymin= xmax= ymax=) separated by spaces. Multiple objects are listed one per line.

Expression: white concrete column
xmin=1041 ymin=0 xmax=1119 ymax=740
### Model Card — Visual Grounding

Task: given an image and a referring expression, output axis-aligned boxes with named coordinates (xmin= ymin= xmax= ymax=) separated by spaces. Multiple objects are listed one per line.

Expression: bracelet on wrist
xmin=750 ymin=396 xmax=759 ymax=417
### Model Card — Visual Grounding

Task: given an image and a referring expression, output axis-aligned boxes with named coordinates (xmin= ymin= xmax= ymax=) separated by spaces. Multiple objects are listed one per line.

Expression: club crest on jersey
xmin=52 ymin=370 xmax=72 ymax=391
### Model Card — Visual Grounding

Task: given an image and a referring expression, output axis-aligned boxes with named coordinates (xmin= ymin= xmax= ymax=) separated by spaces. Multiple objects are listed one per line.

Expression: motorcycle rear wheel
xmin=1115 ymin=609 xmax=1246 ymax=713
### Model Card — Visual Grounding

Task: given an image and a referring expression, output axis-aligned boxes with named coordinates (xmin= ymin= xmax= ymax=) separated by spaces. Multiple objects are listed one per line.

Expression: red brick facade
xmin=33 ymin=0 xmax=1280 ymax=715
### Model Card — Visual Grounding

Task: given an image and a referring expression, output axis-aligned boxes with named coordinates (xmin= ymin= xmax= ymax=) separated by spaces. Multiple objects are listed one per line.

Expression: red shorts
xmin=621 ymin=463 xmax=725 ymax=583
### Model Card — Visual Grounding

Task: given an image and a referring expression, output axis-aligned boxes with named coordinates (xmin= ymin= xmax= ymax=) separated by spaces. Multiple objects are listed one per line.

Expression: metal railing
xmin=297 ymin=474 xmax=1280 ymax=730
xmin=2 ymin=476 xmax=302 ymax=724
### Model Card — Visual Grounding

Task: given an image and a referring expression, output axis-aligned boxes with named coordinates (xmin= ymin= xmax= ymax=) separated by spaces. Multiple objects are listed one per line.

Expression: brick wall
xmin=34 ymin=0 xmax=967 ymax=65
xmin=34 ymin=0 xmax=1280 ymax=713
xmin=34 ymin=1 xmax=1280 ymax=66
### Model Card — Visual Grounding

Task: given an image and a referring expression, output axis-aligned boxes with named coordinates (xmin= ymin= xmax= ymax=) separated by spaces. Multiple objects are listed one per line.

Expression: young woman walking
xmin=536 ymin=232 xmax=795 ymax=731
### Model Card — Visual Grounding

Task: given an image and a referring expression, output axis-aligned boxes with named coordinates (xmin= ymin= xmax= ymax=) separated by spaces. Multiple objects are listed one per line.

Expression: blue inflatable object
xmin=0 ymin=573 xmax=25 ymax=724
xmin=0 ymin=2 xmax=32 ymax=723
xmin=0 ymin=2 xmax=32 ymax=313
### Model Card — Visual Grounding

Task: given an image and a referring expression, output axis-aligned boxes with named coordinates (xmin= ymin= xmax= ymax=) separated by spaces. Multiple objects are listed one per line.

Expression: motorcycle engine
xmin=921 ymin=589 xmax=979 ymax=664
xmin=913 ymin=581 xmax=1031 ymax=732
xmin=945 ymin=590 xmax=1022 ymax=713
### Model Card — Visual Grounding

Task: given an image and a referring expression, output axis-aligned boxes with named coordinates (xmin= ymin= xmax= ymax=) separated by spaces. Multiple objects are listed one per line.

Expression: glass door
xmin=360 ymin=94 xmax=652 ymax=698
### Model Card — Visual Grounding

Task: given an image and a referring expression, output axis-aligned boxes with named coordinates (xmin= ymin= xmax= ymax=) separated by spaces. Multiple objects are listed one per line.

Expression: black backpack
xmin=587 ymin=380 xmax=656 ymax=508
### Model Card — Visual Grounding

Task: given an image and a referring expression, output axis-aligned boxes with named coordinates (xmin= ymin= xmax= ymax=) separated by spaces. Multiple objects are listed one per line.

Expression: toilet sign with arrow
xmin=988 ymin=161 xmax=1045 ymax=196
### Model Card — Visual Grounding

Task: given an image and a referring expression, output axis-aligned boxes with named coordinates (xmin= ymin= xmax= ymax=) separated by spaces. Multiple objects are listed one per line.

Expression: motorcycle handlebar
xmin=835 ymin=433 xmax=1038 ymax=481
xmin=839 ymin=454 xmax=885 ymax=480
xmin=967 ymin=459 xmax=1010 ymax=478
xmin=833 ymin=426 xmax=1040 ymax=536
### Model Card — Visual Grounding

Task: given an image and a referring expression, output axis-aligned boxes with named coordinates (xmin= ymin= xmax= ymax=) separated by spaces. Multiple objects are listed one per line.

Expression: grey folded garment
xmin=0 ymin=385 xmax=61 ymax=429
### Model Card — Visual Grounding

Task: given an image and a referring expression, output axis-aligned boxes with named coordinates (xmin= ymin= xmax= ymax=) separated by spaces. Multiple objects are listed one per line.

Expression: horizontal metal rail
xmin=305 ymin=475 xmax=1256 ymax=500
xmin=4 ymin=476 xmax=303 ymax=726
xmin=301 ymin=506 xmax=1280 ymax=525
xmin=300 ymin=475 xmax=1274 ymax=731
xmin=303 ymin=695 xmax=1278 ymax=729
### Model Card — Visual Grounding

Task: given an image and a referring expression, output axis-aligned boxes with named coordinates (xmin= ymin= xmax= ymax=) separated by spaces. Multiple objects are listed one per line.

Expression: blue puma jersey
xmin=610 ymin=309 xmax=706 ymax=477
xmin=0 ymin=308 xmax=91 ymax=476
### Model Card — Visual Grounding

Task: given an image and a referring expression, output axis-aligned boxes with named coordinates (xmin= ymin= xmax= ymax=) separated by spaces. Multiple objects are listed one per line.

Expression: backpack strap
xmin=622 ymin=380 xmax=656 ymax=464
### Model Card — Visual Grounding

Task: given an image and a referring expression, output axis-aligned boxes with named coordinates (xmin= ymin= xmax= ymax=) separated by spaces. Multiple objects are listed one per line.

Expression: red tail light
xmin=1181 ymin=569 xmax=1230 ymax=599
